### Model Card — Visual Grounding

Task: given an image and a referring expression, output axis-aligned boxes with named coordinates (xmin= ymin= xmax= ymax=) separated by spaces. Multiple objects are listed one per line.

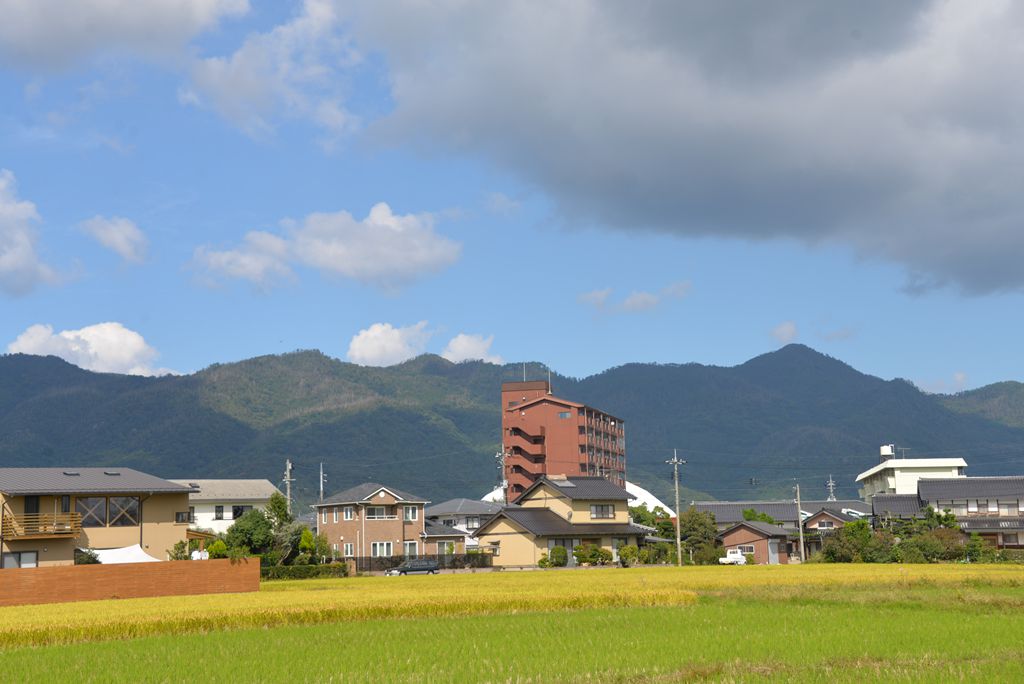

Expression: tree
xmin=207 ymin=539 xmax=228 ymax=559
xmin=549 ymin=545 xmax=569 ymax=567
xmin=168 ymin=540 xmax=189 ymax=561
xmin=743 ymin=508 xmax=776 ymax=524
xmin=678 ymin=507 xmax=717 ymax=555
xmin=273 ymin=521 xmax=306 ymax=565
xmin=630 ymin=504 xmax=676 ymax=540
xmin=265 ymin=492 xmax=293 ymax=530
xmin=299 ymin=528 xmax=315 ymax=555
xmin=226 ymin=509 xmax=274 ymax=555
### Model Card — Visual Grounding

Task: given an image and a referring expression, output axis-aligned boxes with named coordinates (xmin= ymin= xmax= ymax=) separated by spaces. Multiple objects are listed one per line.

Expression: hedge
xmin=260 ymin=563 xmax=349 ymax=581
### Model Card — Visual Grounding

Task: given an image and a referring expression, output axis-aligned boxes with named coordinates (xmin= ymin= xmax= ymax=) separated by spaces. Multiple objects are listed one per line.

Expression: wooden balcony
xmin=1 ymin=512 xmax=82 ymax=539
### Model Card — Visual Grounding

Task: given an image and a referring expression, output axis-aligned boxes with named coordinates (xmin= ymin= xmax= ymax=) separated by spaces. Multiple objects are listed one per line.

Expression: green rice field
xmin=4 ymin=565 xmax=1024 ymax=682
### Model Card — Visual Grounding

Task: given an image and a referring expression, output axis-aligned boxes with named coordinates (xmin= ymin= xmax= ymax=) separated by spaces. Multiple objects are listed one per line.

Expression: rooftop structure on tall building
xmin=855 ymin=444 xmax=967 ymax=500
xmin=502 ymin=380 xmax=626 ymax=499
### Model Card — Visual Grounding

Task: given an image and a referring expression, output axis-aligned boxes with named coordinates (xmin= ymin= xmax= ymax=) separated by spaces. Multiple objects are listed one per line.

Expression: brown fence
xmin=0 ymin=559 xmax=259 ymax=607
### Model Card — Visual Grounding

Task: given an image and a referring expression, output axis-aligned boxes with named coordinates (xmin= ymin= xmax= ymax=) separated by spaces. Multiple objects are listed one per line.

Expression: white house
xmin=170 ymin=479 xmax=281 ymax=534
xmin=855 ymin=447 xmax=967 ymax=500
xmin=426 ymin=498 xmax=502 ymax=548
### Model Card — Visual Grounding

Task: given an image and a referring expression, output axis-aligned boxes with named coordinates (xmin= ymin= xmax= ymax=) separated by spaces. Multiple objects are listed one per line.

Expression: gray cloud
xmin=339 ymin=1 xmax=1024 ymax=294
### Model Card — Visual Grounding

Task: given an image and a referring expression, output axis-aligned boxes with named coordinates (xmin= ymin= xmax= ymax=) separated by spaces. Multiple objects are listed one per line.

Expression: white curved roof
xmin=625 ymin=480 xmax=675 ymax=518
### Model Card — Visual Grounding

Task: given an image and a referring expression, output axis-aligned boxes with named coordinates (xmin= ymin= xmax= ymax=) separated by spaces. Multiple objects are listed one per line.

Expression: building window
xmin=558 ymin=411 xmax=571 ymax=419
xmin=988 ymin=501 xmax=999 ymax=513
xmin=232 ymin=505 xmax=253 ymax=520
xmin=817 ymin=520 xmax=834 ymax=529
xmin=321 ymin=509 xmax=328 ymax=524
xmin=968 ymin=500 xmax=979 ymax=513
xmin=442 ymin=518 xmax=457 ymax=527
xmin=590 ymin=504 xmax=615 ymax=519
xmin=333 ymin=507 xmax=339 ymax=523
xmin=370 ymin=541 xmax=393 ymax=557
xmin=214 ymin=505 xmax=224 ymax=520
xmin=466 ymin=516 xmax=480 ymax=530
xmin=109 ymin=497 xmax=140 ymax=527
xmin=403 ymin=541 xmax=418 ymax=558
xmin=175 ymin=511 xmax=191 ymax=524
xmin=1000 ymin=503 xmax=1015 ymax=516
xmin=738 ymin=545 xmax=755 ymax=554
xmin=403 ymin=506 xmax=418 ymax=522
xmin=1 ymin=551 xmax=37 ymax=569
xmin=366 ymin=506 xmax=388 ymax=520
xmin=331 ymin=543 xmax=338 ymax=557
xmin=60 ymin=495 xmax=71 ymax=514
xmin=1004 ymin=533 xmax=1020 ymax=546
xmin=344 ymin=506 xmax=354 ymax=521
xmin=76 ymin=497 xmax=107 ymax=527
xmin=188 ymin=506 xmax=195 ymax=523
xmin=343 ymin=543 xmax=354 ymax=557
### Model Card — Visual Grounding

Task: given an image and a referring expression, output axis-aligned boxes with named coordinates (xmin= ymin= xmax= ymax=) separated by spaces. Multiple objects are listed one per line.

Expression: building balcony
xmin=365 ymin=515 xmax=400 ymax=521
xmin=1 ymin=512 xmax=82 ymax=539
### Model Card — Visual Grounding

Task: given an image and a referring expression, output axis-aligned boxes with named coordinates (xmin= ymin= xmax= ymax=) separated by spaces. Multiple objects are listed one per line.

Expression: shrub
xmin=260 ymin=563 xmax=348 ymax=581
xmin=743 ymin=554 xmax=756 ymax=565
xmin=997 ymin=548 xmax=1024 ymax=563
xmin=74 ymin=548 xmax=100 ymax=565
xmin=637 ymin=548 xmax=651 ymax=565
xmin=897 ymin=544 xmax=927 ymax=564
xmin=965 ymin=533 xmax=997 ymax=563
xmin=207 ymin=540 xmax=228 ymax=559
xmin=226 ymin=509 xmax=274 ymax=555
xmin=537 ymin=553 xmax=551 ymax=568
xmin=617 ymin=544 xmax=639 ymax=567
xmin=691 ymin=542 xmax=723 ymax=566
xmin=549 ymin=545 xmax=568 ymax=567
xmin=573 ymin=544 xmax=613 ymax=566
xmin=168 ymin=540 xmax=189 ymax=561
xmin=292 ymin=553 xmax=312 ymax=566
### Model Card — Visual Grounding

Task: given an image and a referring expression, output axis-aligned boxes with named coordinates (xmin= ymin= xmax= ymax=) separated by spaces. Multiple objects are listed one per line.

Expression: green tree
xmin=822 ymin=519 xmax=873 ymax=562
xmin=273 ymin=521 xmax=306 ymax=565
xmin=678 ymin=507 xmax=718 ymax=556
xmin=299 ymin=528 xmax=315 ymax=555
xmin=742 ymin=508 xmax=777 ymax=524
xmin=207 ymin=539 xmax=228 ymax=559
xmin=265 ymin=492 xmax=293 ymax=530
xmin=549 ymin=545 xmax=568 ymax=567
xmin=617 ymin=544 xmax=639 ymax=566
xmin=226 ymin=509 xmax=274 ymax=555
xmin=168 ymin=540 xmax=189 ymax=561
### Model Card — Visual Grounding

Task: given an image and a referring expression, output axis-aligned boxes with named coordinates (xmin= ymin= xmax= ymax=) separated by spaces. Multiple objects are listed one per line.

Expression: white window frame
xmin=403 ymin=540 xmax=418 ymax=558
xmin=817 ymin=520 xmax=834 ymax=529
xmin=403 ymin=505 xmax=418 ymax=522
xmin=343 ymin=506 xmax=354 ymax=521
xmin=738 ymin=545 xmax=755 ymax=555
xmin=343 ymin=543 xmax=354 ymax=557
xmin=321 ymin=508 xmax=328 ymax=524
xmin=366 ymin=506 xmax=389 ymax=520
xmin=968 ymin=500 xmax=979 ymax=513
xmin=333 ymin=507 xmax=339 ymax=523
xmin=465 ymin=516 xmax=480 ymax=529
xmin=590 ymin=504 xmax=615 ymax=520
xmin=370 ymin=541 xmax=393 ymax=557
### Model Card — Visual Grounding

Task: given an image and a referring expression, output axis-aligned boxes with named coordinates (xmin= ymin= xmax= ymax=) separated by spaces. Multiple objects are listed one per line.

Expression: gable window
xmin=77 ymin=497 xmax=107 ymax=528
xmin=232 ymin=505 xmax=252 ymax=520
xmin=109 ymin=497 xmax=140 ymax=527
xmin=333 ymin=507 xmax=339 ymax=523
xmin=214 ymin=505 xmax=224 ymax=520
xmin=590 ymin=504 xmax=615 ymax=520
xmin=403 ymin=506 xmax=418 ymax=522
xmin=370 ymin=541 xmax=393 ymax=557
xmin=343 ymin=506 xmax=354 ymax=521
xmin=817 ymin=520 xmax=834 ymax=529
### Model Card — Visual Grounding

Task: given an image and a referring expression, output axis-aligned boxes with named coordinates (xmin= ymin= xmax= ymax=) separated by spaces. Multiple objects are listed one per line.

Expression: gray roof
xmin=872 ymin=494 xmax=923 ymax=517
xmin=918 ymin=477 xmax=1024 ymax=501
xmin=319 ymin=482 xmax=428 ymax=506
xmin=169 ymin=479 xmax=280 ymax=502
xmin=808 ymin=508 xmax=859 ymax=523
xmin=425 ymin=498 xmax=503 ymax=518
xmin=516 ymin=476 xmax=630 ymax=504
xmin=423 ymin=519 xmax=468 ymax=538
xmin=0 ymin=468 xmax=193 ymax=495
xmin=802 ymin=500 xmax=872 ymax=516
xmin=475 ymin=507 xmax=647 ymax=538
xmin=718 ymin=520 xmax=799 ymax=539
xmin=957 ymin=517 xmax=1024 ymax=532
xmin=692 ymin=501 xmax=799 ymax=525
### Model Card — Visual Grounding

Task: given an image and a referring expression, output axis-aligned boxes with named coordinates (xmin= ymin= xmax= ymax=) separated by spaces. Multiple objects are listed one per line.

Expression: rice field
xmin=4 ymin=564 xmax=1024 ymax=682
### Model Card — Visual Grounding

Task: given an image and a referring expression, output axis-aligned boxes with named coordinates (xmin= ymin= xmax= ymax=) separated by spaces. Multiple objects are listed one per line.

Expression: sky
xmin=2 ymin=1 xmax=1024 ymax=391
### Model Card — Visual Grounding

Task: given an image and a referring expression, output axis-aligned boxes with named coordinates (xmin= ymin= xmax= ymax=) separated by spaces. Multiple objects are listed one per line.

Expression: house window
xmin=590 ymin=504 xmax=615 ymax=519
xmin=558 ymin=411 xmax=571 ymax=419
xmin=988 ymin=501 xmax=999 ymax=513
xmin=109 ymin=497 xmax=140 ymax=527
xmin=366 ymin=506 xmax=388 ymax=520
xmin=331 ymin=543 xmax=338 ymax=557
xmin=370 ymin=542 xmax=393 ymax=557
xmin=232 ymin=505 xmax=252 ymax=520
xmin=344 ymin=506 xmax=354 ymax=521
xmin=214 ymin=505 xmax=224 ymax=520
xmin=321 ymin=509 xmax=328 ymax=524
xmin=60 ymin=495 xmax=71 ymax=514
xmin=1 ymin=551 xmax=37 ymax=569
xmin=442 ymin=518 xmax=457 ymax=527
xmin=817 ymin=520 xmax=834 ymax=529
xmin=403 ymin=506 xmax=418 ymax=522
xmin=403 ymin=541 xmax=418 ymax=558
xmin=968 ymin=500 xmax=979 ymax=513
xmin=437 ymin=541 xmax=455 ymax=555
xmin=465 ymin=516 xmax=480 ymax=530
xmin=952 ymin=503 xmax=968 ymax=516
xmin=188 ymin=506 xmax=195 ymax=523
xmin=76 ymin=497 xmax=107 ymax=527
xmin=1000 ymin=503 xmax=1016 ymax=516
xmin=738 ymin=545 xmax=755 ymax=554
xmin=343 ymin=543 xmax=354 ymax=557
xmin=333 ymin=507 xmax=339 ymax=523
xmin=1004 ymin=533 xmax=1020 ymax=546
xmin=175 ymin=512 xmax=191 ymax=523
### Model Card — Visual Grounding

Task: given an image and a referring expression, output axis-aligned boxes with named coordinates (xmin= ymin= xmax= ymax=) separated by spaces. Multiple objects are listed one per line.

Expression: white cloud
xmin=917 ymin=371 xmax=970 ymax=395
xmin=0 ymin=0 xmax=248 ymax=69
xmin=580 ymin=280 xmax=690 ymax=313
xmin=771 ymin=321 xmax=799 ymax=345
xmin=7 ymin=322 xmax=175 ymax=376
xmin=195 ymin=202 xmax=460 ymax=289
xmin=442 ymin=333 xmax=502 ymax=364
xmin=621 ymin=291 xmax=659 ymax=312
xmin=578 ymin=288 xmax=612 ymax=310
xmin=186 ymin=0 xmax=357 ymax=139
xmin=0 ymin=169 xmax=56 ymax=296
xmin=81 ymin=215 xmax=147 ymax=263
xmin=346 ymin=321 xmax=431 ymax=366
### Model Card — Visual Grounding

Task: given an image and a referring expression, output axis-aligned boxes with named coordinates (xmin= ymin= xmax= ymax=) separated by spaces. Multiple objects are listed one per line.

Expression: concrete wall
xmin=0 ymin=558 xmax=259 ymax=607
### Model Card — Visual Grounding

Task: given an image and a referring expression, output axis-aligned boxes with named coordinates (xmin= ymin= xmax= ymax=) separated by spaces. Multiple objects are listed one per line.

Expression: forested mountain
xmin=3 ymin=345 xmax=1023 ymax=506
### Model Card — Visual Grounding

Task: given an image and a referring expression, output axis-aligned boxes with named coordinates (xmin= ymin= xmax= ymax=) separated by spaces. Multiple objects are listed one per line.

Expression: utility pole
xmin=825 ymin=474 xmax=837 ymax=502
xmin=319 ymin=462 xmax=326 ymax=504
xmin=666 ymin=450 xmax=686 ymax=567
xmin=794 ymin=482 xmax=806 ymax=563
xmin=283 ymin=459 xmax=295 ymax=515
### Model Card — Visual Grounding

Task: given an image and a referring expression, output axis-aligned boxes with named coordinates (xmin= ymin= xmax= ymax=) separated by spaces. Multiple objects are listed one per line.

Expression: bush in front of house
xmin=573 ymin=544 xmax=613 ymax=566
xmin=617 ymin=544 xmax=639 ymax=566
xmin=207 ymin=539 xmax=228 ymax=559
xmin=168 ymin=540 xmax=189 ymax=561
xmin=260 ymin=563 xmax=348 ymax=581
xmin=74 ymin=548 xmax=100 ymax=565
xmin=549 ymin=545 xmax=569 ymax=567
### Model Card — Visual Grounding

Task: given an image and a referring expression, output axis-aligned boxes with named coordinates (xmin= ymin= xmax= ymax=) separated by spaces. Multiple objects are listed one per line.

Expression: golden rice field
xmin=4 ymin=564 xmax=1024 ymax=682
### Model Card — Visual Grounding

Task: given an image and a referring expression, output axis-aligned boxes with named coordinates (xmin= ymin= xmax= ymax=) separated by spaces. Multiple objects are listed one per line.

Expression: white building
xmin=425 ymin=498 xmax=502 ymax=548
xmin=170 ymin=479 xmax=281 ymax=534
xmin=855 ymin=446 xmax=967 ymax=500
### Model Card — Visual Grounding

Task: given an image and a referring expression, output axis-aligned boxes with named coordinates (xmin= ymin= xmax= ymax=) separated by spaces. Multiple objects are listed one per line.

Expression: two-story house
xmin=0 ymin=468 xmax=194 ymax=567
xmin=917 ymin=477 xmax=1024 ymax=548
xmin=425 ymin=498 xmax=502 ymax=549
xmin=472 ymin=475 xmax=648 ymax=566
xmin=314 ymin=483 xmax=429 ymax=559
xmin=170 ymin=479 xmax=281 ymax=534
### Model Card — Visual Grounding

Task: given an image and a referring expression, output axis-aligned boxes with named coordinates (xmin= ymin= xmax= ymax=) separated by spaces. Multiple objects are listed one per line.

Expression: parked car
xmin=718 ymin=549 xmax=748 ymax=565
xmin=385 ymin=559 xmax=440 ymax=575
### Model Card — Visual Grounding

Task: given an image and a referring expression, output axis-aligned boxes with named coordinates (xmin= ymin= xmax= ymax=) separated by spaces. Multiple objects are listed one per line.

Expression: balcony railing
xmin=1 ymin=512 xmax=82 ymax=539
xmin=365 ymin=514 xmax=399 ymax=521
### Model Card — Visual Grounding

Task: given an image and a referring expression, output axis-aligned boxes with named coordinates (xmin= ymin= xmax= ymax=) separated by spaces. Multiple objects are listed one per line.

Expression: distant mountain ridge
xmin=2 ymin=345 xmax=1023 ymax=506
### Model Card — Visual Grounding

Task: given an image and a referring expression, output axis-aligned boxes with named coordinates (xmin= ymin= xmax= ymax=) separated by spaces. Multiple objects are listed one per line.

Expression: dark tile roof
xmin=516 ymin=476 xmax=630 ymax=504
xmin=802 ymin=500 xmax=872 ymax=516
xmin=717 ymin=520 xmax=799 ymax=539
xmin=425 ymin=498 xmax=503 ymax=518
xmin=957 ymin=517 xmax=1024 ymax=532
xmin=320 ymin=482 xmax=428 ymax=506
xmin=809 ymin=508 xmax=859 ymax=523
xmin=871 ymin=494 xmax=923 ymax=517
xmin=0 ymin=468 xmax=194 ymax=495
xmin=918 ymin=477 xmax=1024 ymax=501
xmin=422 ymin=519 xmax=467 ymax=537
xmin=474 ymin=507 xmax=647 ymax=538
xmin=692 ymin=501 xmax=800 ymax=525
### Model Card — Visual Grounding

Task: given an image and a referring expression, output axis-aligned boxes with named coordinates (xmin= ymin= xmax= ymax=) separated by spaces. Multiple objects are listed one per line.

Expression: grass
xmin=3 ymin=565 xmax=1024 ymax=681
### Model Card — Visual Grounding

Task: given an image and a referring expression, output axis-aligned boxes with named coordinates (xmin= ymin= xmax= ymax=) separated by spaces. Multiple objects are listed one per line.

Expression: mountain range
xmin=2 ymin=345 xmax=1023 ymax=507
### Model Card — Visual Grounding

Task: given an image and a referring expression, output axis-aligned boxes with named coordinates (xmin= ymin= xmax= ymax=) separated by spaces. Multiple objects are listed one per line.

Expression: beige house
xmin=0 ymin=468 xmax=194 ymax=568
xmin=473 ymin=475 xmax=648 ymax=566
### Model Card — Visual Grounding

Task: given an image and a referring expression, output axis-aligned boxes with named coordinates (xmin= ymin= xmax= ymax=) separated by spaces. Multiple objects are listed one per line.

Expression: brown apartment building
xmin=314 ymin=483 xmax=429 ymax=559
xmin=502 ymin=381 xmax=626 ymax=498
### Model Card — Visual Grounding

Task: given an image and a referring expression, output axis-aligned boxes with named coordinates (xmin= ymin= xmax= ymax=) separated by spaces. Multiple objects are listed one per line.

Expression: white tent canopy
xmin=84 ymin=544 xmax=162 ymax=564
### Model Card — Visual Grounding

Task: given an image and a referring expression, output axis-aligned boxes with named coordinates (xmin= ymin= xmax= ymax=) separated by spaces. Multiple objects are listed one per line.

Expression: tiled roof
xmin=0 ymin=468 xmax=193 ymax=495
xmin=320 ymin=482 xmax=428 ymax=506
xmin=957 ymin=517 xmax=1024 ymax=532
xmin=918 ymin=477 xmax=1024 ymax=501
xmin=717 ymin=520 xmax=799 ymax=539
xmin=423 ymin=519 xmax=467 ymax=537
xmin=515 ymin=476 xmax=630 ymax=504
xmin=425 ymin=498 xmax=503 ymax=518
xmin=169 ymin=479 xmax=280 ymax=502
xmin=802 ymin=500 xmax=872 ymax=516
xmin=474 ymin=507 xmax=646 ymax=538
xmin=692 ymin=501 xmax=799 ymax=525
xmin=808 ymin=508 xmax=859 ymax=523
xmin=871 ymin=494 xmax=923 ymax=517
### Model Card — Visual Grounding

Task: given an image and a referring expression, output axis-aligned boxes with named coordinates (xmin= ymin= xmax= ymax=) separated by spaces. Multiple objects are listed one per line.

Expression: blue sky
xmin=2 ymin=1 xmax=1023 ymax=390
